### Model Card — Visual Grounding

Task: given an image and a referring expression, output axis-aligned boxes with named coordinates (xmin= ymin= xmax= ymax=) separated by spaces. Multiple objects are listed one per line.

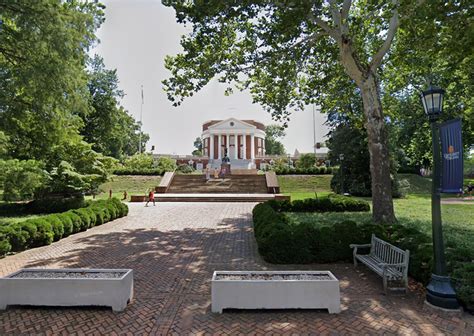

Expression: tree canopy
xmin=265 ymin=125 xmax=286 ymax=155
xmin=162 ymin=0 xmax=473 ymax=223
xmin=0 ymin=1 xmax=147 ymax=200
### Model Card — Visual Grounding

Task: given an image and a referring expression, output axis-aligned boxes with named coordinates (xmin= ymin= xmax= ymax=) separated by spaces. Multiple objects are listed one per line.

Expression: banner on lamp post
xmin=439 ymin=119 xmax=463 ymax=193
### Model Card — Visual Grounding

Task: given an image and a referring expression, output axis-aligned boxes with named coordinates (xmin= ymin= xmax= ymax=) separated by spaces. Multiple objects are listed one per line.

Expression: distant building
xmin=201 ymin=118 xmax=266 ymax=168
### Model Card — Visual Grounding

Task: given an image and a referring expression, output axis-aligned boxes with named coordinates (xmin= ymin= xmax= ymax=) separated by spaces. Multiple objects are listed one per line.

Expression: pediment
xmin=208 ymin=118 xmax=256 ymax=130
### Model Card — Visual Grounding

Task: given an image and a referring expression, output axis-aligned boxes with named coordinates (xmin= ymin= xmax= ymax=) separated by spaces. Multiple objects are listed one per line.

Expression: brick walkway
xmin=0 ymin=203 xmax=472 ymax=335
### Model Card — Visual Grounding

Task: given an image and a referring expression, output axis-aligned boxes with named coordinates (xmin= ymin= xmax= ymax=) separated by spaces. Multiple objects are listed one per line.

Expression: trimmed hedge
xmin=252 ymin=200 xmax=376 ymax=264
xmin=0 ymin=198 xmax=128 ymax=255
xmin=266 ymin=194 xmax=370 ymax=213
xmin=252 ymin=199 xmax=474 ymax=311
xmin=274 ymin=167 xmax=335 ymax=175
xmin=0 ymin=196 xmax=85 ymax=216
xmin=113 ymin=168 xmax=165 ymax=176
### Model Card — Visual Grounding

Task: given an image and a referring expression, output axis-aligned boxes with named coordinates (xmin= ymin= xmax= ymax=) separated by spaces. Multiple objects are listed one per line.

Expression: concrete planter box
xmin=0 ymin=268 xmax=133 ymax=312
xmin=211 ymin=271 xmax=340 ymax=314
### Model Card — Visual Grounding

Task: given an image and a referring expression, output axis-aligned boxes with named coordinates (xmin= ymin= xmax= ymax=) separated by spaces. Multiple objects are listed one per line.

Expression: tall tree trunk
xmin=360 ymin=74 xmax=396 ymax=224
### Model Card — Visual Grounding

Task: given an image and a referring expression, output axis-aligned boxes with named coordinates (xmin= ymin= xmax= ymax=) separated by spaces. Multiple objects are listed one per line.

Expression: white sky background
xmin=92 ymin=0 xmax=330 ymax=155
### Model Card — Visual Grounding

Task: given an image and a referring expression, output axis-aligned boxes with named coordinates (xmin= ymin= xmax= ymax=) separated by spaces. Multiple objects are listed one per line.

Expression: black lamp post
xmin=339 ymin=154 xmax=345 ymax=195
xmin=421 ymin=85 xmax=459 ymax=310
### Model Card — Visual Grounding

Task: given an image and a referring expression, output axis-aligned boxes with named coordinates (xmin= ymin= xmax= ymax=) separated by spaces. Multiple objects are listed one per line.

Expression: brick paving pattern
xmin=0 ymin=202 xmax=473 ymax=335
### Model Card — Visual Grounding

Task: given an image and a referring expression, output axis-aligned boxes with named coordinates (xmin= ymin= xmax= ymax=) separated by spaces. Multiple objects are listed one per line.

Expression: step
xmin=154 ymin=194 xmax=285 ymax=202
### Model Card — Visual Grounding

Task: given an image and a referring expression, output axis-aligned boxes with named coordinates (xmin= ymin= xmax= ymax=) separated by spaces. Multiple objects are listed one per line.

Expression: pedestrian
xmin=109 ymin=189 xmax=112 ymax=199
xmin=213 ymin=168 xmax=219 ymax=179
xmin=122 ymin=190 xmax=128 ymax=201
xmin=205 ymin=167 xmax=210 ymax=181
xmin=145 ymin=189 xmax=155 ymax=207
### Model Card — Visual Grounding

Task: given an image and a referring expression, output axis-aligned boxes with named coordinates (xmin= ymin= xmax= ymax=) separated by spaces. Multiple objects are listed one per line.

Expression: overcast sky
xmin=92 ymin=0 xmax=330 ymax=155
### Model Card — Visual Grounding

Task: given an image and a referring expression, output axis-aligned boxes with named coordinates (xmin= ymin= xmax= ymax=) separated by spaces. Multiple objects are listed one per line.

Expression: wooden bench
xmin=265 ymin=171 xmax=280 ymax=193
xmin=350 ymin=234 xmax=409 ymax=293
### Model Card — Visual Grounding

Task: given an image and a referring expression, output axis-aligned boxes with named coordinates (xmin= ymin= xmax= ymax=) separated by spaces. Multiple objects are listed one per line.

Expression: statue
xmin=222 ymin=148 xmax=231 ymax=163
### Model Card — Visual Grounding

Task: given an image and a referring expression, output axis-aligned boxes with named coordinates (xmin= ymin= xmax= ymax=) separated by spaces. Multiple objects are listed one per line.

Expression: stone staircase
xmin=166 ymin=174 xmax=268 ymax=194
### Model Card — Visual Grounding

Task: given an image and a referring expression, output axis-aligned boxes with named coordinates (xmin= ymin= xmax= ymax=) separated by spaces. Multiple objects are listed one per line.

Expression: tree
xmin=82 ymin=55 xmax=148 ymax=159
xmin=162 ymin=1 xmax=440 ymax=223
xmin=265 ymin=125 xmax=286 ymax=155
xmin=192 ymin=137 xmax=203 ymax=156
xmin=0 ymin=160 xmax=48 ymax=201
xmin=0 ymin=0 xmax=104 ymax=160
xmin=296 ymin=154 xmax=316 ymax=169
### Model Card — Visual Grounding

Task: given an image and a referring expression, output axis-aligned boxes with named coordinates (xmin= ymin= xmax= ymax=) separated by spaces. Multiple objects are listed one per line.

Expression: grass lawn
xmin=278 ymin=175 xmax=333 ymax=199
xmin=91 ymin=175 xmax=161 ymax=201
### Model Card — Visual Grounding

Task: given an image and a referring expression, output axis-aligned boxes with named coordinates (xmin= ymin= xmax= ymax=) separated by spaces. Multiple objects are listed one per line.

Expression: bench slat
xmin=352 ymin=235 xmax=409 ymax=292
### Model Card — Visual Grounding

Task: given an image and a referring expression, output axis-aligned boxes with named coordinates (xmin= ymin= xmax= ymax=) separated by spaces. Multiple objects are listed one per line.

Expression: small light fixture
xmin=421 ymin=85 xmax=445 ymax=120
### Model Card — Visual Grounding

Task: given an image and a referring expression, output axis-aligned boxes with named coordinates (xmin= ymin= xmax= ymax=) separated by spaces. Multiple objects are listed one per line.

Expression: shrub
xmin=56 ymin=213 xmax=74 ymax=237
xmin=28 ymin=196 xmax=85 ymax=214
xmin=274 ymin=167 xmax=333 ymax=175
xmin=65 ymin=212 xmax=83 ymax=233
xmin=113 ymin=168 xmax=165 ymax=176
xmin=452 ymin=263 xmax=474 ymax=311
xmin=0 ymin=198 xmax=128 ymax=257
xmin=24 ymin=219 xmax=54 ymax=247
xmin=45 ymin=215 xmax=64 ymax=241
xmin=72 ymin=209 xmax=92 ymax=230
xmin=0 ymin=237 xmax=11 ymax=256
xmin=267 ymin=194 xmax=370 ymax=213
xmin=176 ymin=164 xmax=194 ymax=174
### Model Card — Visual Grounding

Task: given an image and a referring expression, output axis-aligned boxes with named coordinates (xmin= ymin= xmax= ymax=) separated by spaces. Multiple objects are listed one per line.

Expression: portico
xmin=201 ymin=118 xmax=266 ymax=168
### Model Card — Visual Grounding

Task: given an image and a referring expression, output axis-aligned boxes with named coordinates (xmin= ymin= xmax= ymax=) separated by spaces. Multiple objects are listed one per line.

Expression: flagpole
xmin=312 ymin=104 xmax=317 ymax=159
xmin=139 ymin=85 xmax=144 ymax=153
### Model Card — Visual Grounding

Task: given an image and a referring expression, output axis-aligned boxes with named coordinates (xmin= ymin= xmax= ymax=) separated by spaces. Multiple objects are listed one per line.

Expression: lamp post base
xmin=426 ymin=274 xmax=459 ymax=310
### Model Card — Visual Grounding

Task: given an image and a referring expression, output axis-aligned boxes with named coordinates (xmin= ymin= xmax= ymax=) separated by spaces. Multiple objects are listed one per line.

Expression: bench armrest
xmin=349 ymin=243 xmax=371 ymax=249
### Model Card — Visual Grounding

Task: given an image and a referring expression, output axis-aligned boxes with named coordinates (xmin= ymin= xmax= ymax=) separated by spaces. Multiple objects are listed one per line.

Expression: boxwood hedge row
xmin=0 ymin=198 xmax=128 ymax=256
xmin=273 ymin=167 xmax=335 ymax=175
xmin=252 ymin=197 xmax=474 ymax=311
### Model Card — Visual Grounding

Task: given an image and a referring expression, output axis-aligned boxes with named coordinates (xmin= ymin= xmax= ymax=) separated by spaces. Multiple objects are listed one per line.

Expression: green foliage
xmin=0 ymin=198 xmax=128 ymax=253
xmin=123 ymin=153 xmax=154 ymax=170
xmin=46 ymin=215 xmax=64 ymax=241
xmin=72 ymin=209 xmax=92 ymax=230
xmin=56 ymin=214 xmax=73 ymax=237
xmin=0 ymin=237 xmax=11 ymax=256
xmin=176 ymin=164 xmax=194 ymax=174
xmin=264 ymin=125 xmax=286 ymax=155
xmin=0 ymin=1 xmax=104 ymax=160
xmin=296 ymin=154 xmax=316 ymax=169
xmin=24 ymin=219 xmax=54 ymax=247
xmin=327 ymin=123 xmax=403 ymax=197
xmin=113 ymin=168 xmax=166 ymax=176
xmin=192 ymin=137 xmax=203 ymax=156
xmin=155 ymin=157 xmax=177 ymax=172
xmin=82 ymin=55 xmax=148 ymax=159
xmin=274 ymin=166 xmax=333 ymax=175
xmin=0 ymin=159 xmax=48 ymax=201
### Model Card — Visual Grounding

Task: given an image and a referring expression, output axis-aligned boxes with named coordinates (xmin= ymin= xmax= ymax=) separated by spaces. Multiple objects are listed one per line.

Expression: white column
xmin=234 ymin=134 xmax=238 ymax=159
xmin=243 ymin=134 xmax=247 ymax=160
xmin=226 ymin=134 xmax=230 ymax=157
xmin=218 ymin=133 xmax=222 ymax=159
xmin=250 ymin=134 xmax=255 ymax=159
xmin=209 ymin=135 xmax=214 ymax=160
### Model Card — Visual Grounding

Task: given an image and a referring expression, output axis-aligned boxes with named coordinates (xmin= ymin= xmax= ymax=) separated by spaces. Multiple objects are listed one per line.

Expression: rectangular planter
xmin=211 ymin=271 xmax=340 ymax=314
xmin=0 ymin=268 xmax=133 ymax=312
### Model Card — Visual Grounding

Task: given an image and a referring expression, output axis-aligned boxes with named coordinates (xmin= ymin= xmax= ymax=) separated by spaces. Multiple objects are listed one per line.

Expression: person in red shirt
xmin=145 ymin=189 xmax=155 ymax=207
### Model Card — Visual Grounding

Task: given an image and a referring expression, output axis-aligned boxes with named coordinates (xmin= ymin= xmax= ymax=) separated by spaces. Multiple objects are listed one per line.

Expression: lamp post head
xmin=421 ymin=85 xmax=445 ymax=121
xmin=339 ymin=154 xmax=344 ymax=161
